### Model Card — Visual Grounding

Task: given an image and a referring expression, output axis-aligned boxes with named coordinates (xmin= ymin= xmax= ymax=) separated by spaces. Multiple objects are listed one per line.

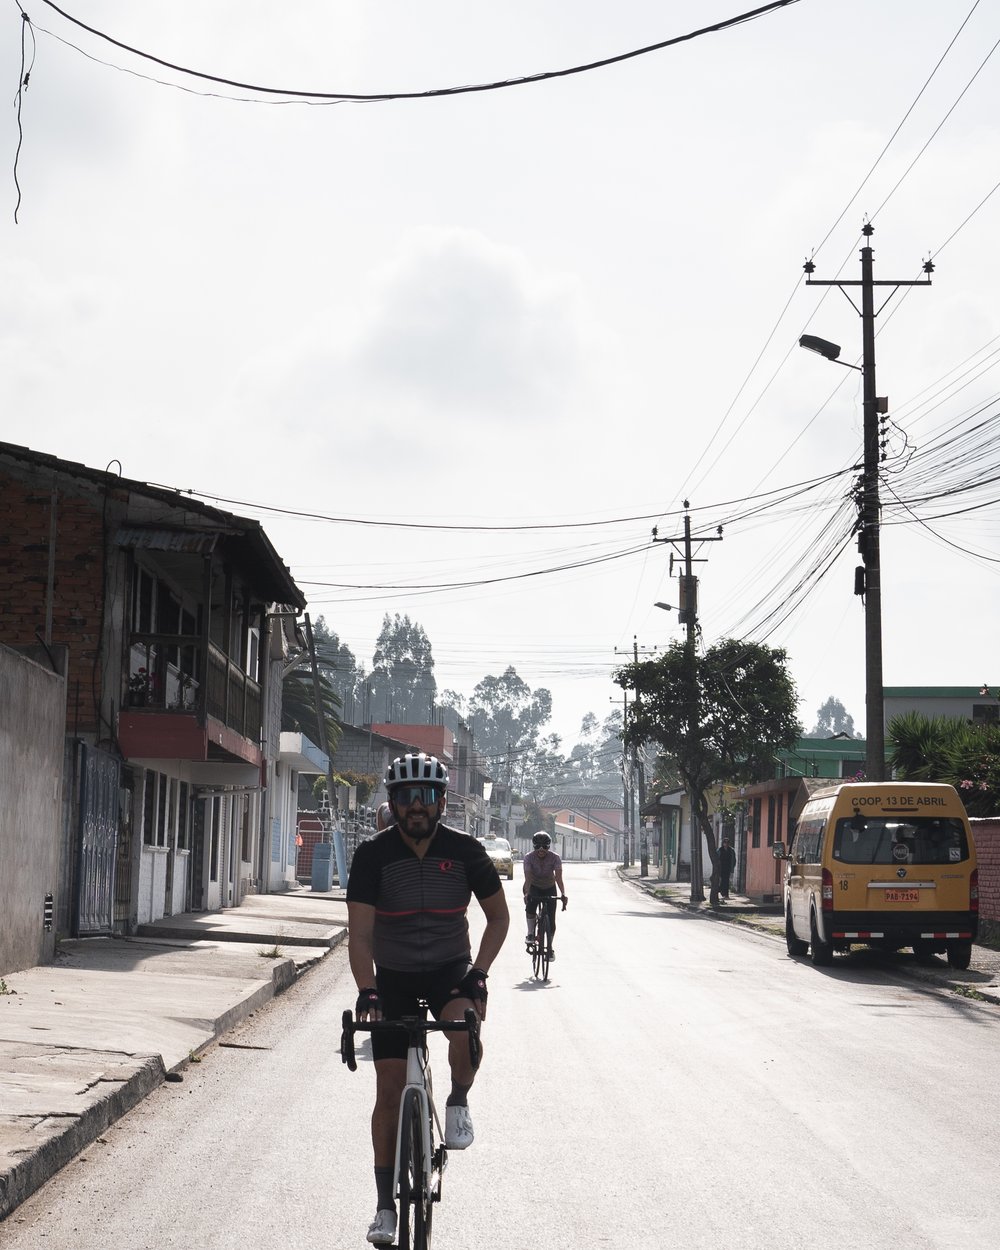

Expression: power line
xmin=24 ymin=0 xmax=803 ymax=104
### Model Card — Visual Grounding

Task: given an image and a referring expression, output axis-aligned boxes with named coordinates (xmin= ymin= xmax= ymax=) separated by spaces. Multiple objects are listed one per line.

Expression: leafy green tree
xmin=518 ymin=799 xmax=555 ymax=840
xmin=810 ymin=696 xmax=859 ymax=738
xmin=519 ymin=732 xmax=569 ymax=799
xmin=560 ymin=710 xmax=625 ymax=797
xmin=370 ymin=613 xmax=437 ymax=723
xmin=311 ymin=616 xmax=365 ymax=722
xmin=281 ymin=647 xmax=341 ymax=754
xmin=887 ymin=711 xmax=1000 ymax=816
xmin=616 ymin=638 xmax=800 ymax=906
xmin=437 ymin=688 xmax=468 ymax=735
xmin=468 ymin=667 xmax=552 ymax=761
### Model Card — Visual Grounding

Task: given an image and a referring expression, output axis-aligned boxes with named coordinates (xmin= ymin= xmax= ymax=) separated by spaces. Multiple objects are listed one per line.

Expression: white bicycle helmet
xmin=385 ymin=752 xmax=449 ymax=792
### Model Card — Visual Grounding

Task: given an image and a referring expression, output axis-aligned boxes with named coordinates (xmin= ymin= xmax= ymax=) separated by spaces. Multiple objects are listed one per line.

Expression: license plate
xmin=884 ymin=889 xmax=920 ymax=904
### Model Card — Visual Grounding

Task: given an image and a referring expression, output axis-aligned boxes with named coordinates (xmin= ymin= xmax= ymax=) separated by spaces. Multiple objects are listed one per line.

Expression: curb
xmin=0 ymin=1052 xmax=165 ymax=1221
xmin=0 ymin=936 xmax=342 ymax=1221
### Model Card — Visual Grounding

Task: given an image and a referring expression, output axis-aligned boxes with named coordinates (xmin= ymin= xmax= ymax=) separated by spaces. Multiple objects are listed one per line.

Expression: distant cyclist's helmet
xmin=385 ymin=752 xmax=449 ymax=793
xmin=533 ymin=832 xmax=551 ymax=849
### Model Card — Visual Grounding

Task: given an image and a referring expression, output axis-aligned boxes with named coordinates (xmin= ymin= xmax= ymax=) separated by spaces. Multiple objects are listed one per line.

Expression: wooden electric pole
xmin=804 ymin=223 xmax=933 ymax=780
xmin=652 ymin=504 xmax=722 ymax=902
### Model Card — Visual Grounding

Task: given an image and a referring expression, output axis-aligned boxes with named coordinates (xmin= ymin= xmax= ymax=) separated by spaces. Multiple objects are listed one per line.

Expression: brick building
xmin=0 ymin=441 xmax=306 ymax=941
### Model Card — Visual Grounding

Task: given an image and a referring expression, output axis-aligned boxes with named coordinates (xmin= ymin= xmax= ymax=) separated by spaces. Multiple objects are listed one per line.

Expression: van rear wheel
xmin=809 ymin=910 xmax=833 ymax=967
xmin=786 ymin=906 xmax=808 ymax=957
xmin=946 ymin=940 xmax=972 ymax=970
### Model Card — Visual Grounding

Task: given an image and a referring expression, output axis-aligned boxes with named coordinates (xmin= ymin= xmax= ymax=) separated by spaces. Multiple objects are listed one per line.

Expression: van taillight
xmin=822 ymin=868 xmax=834 ymax=912
xmin=970 ymin=868 xmax=979 ymax=913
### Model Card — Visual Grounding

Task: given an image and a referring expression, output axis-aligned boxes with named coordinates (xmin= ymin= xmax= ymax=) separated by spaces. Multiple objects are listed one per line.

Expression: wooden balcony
xmin=119 ymin=633 xmax=262 ymax=765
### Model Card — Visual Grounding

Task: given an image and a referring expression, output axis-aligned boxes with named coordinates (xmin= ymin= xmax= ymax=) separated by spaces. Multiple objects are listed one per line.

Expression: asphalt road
xmin=4 ymin=863 xmax=998 ymax=1249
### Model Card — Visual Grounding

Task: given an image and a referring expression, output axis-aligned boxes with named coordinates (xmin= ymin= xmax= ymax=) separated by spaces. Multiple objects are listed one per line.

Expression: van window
xmin=832 ymin=816 xmax=969 ymax=865
xmin=795 ymin=816 xmax=826 ymax=863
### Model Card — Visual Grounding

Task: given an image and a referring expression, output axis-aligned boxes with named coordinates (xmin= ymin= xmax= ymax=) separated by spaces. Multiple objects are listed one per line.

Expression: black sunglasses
xmin=392 ymin=784 xmax=443 ymax=808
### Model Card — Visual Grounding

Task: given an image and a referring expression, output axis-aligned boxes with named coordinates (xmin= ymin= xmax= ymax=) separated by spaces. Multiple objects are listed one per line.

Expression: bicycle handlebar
xmin=340 ymin=1008 xmax=481 ymax=1073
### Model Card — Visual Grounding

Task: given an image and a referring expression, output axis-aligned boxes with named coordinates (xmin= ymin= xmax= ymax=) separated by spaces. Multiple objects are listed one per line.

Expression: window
xmin=210 ymin=797 xmax=221 ymax=882
xmin=177 ymin=782 xmax=190 ymax=851
xmin=832 ymin=816 xmax=969 ymax=865
xmin=751 ymin=798 xmax=761 ymax=848
xmin=142 ymin=772 xmax=156 ymax=845
xmin=156 ymin=774 xmax=168 ymax=847
xmin=766 ymin=796 xmax=776 ymax=846
xmin=141 ymin=772 xmax=170 ymax=847
xmin=241 ymin=799 xmax=251 ymax=863
xmin=132 ymin=566 xmax=155 ymax=633
xmin=795 ymin=816 xmax=825 ymax=864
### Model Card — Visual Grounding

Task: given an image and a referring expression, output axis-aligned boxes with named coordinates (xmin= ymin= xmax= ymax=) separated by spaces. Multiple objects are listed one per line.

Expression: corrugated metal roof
xmin=115 ymin=527 xmax=219 ymax=554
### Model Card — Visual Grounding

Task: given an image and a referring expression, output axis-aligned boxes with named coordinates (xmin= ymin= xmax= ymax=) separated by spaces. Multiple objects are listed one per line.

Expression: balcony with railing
xmin=121 ymin=632 xmax=262 ymax=762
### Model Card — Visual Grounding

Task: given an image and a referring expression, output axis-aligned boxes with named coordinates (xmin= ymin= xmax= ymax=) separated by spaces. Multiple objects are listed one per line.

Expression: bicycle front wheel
xmin=397 ymin=1089 xmax=433 ymax=1249
xmin=537 ymin=909 xmax=551 ymax=980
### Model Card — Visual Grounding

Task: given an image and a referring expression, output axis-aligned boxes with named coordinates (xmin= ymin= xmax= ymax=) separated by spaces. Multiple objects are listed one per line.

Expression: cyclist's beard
xmin=400 ymin=809 xmax=441 ymax=842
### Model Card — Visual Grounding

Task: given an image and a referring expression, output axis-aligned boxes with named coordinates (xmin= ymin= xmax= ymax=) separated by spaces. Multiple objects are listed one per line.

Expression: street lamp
xmin=653 ymin=602 xmax=674 ymax=612
xmin=798 ymin=314 xmax=884 ymax=778
xmin=798 ymin=334 xmax=861 ymax=370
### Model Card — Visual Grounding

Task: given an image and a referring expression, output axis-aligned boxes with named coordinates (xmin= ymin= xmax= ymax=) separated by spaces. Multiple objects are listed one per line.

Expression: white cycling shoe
xmin=445 ymin=1104 xmax=474 ymax=1149
xmin=367 ymin=1208 xmax=397 ymax=1245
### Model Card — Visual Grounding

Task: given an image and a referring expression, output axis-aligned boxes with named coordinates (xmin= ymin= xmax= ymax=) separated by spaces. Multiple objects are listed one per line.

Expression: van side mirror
xmin=772 ymin=842 xmax=787 ymax=860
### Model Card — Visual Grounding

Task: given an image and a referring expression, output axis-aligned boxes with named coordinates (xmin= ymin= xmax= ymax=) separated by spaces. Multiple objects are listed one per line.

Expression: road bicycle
xmin=527 ymin=891 xmax=563 ymax=980
xmin=341 ymin=1005 xmax=480 ymax=1249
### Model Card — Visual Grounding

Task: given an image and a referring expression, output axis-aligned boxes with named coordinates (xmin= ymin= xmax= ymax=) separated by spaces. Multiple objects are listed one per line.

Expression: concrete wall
xmin=0 ymin=646 xmax=67 ymax=974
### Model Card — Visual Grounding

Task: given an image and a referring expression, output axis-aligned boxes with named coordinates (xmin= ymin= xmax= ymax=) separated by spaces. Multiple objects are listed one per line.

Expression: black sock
xmin=375 ymin=1166 xmax=395 ymax=1210
xmin=446 ymin=1081 xmax=472 ymax=1108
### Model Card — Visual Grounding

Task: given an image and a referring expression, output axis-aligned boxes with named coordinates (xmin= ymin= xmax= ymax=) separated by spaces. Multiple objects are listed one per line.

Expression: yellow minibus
xmin=774 ymin=782 xmax=978 ymax=969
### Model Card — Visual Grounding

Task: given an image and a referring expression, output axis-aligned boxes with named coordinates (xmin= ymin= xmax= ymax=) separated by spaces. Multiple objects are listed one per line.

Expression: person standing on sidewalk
xmin=522 ymin=831 xmax=567 ymax=959
xmin=347 ymin=752 xmax=509 ymax=1246
xmin=718 ymin=836 xmax=737 ymax=899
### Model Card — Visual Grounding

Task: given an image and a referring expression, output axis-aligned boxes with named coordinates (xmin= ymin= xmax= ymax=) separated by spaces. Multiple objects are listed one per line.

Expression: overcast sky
xmin=3 ymin=1 xmax=999 ymax=750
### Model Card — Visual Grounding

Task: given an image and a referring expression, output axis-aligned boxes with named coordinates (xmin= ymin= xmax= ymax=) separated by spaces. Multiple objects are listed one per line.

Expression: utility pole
xmin=804 ymin=223 xmax=933 ymax=781
xmin=633 ymin=635 xmax=652 ymax=877
xmin=610 ymin=690 xmax=632 ymax=867
xmin=304 ymin=614 xmax=347 ymax=889
xmin=613 ymin=636 xmax=656 ymax=871
xmin=652 ymin=503 xmax=722 ymax=902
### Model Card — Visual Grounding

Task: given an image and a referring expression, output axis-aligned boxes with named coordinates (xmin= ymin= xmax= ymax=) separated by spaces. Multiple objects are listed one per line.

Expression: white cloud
xmin=351 ymin=228 xmax=600 ymax=422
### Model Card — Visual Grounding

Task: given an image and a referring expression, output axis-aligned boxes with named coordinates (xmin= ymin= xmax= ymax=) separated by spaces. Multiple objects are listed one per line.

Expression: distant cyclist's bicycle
xmin=527 ymin=891 xmax=565 ymax=980
xmin=341 ymin=1005 xmax=480 ymax=1250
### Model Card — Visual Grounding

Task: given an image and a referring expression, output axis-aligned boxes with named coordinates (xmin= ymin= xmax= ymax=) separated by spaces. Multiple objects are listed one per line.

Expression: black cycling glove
xmin=455 ymin=966 xmax=489 ymax=1005
xmin=561 ymin=894 xmax=569 ymax=910
xmin=355 ymin=987 xmax=382 ymax=1019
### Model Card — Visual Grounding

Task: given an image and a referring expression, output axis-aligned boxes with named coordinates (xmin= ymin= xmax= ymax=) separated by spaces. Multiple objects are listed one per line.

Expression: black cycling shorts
xmin=373 ymin=959 xmax=471 ymax=1061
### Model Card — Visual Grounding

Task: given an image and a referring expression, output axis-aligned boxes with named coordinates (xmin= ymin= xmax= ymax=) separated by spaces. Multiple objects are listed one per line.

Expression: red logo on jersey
xmin=439 ymin=859 xmax=453 ymax=872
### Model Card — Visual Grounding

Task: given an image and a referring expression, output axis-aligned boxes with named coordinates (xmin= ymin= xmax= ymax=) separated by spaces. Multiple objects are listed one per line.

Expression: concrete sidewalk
xmin=618 ymin=865 xmax=1000 ymax=1003
xmin=0 ymin=888 xmax=347 ymax=1221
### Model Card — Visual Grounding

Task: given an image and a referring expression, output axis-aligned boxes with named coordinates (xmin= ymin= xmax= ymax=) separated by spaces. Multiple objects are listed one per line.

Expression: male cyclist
xmin=523 ymin=831 xmax=568 ymax=959
xmin=347 ymin=752 xmax=510 ymax=1246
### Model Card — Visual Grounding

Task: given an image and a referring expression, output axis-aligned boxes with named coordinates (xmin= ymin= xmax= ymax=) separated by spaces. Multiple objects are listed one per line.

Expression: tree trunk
xmin=693 ymin=793 xmax=720 ymax=909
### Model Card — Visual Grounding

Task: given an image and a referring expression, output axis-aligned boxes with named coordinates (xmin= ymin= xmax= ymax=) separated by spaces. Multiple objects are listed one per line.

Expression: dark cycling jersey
xmin=523 ymin=848 xmax=563 ymax=891
xmin=346 ymin=823 xmax=501 ymax=972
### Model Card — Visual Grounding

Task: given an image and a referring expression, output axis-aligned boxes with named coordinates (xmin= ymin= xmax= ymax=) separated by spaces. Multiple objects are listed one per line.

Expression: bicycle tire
xmin=537 ymin=906 xmax=551 ymax=980
xmin=397 ymin=1089 xmax=432 ymax=1249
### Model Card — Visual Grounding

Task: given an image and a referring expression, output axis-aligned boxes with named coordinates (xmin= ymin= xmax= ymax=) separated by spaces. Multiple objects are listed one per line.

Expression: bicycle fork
xmin=394 ymin=1045 xmax=446 ymax=1205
